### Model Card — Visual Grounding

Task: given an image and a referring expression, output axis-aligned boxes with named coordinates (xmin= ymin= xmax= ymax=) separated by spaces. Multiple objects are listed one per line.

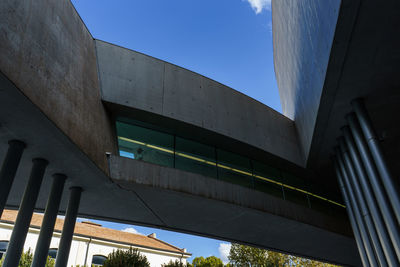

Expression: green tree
xmin=162 ymin=259 xmax=188 ymax=267
xmin=228 ymin=243 xmax=339 ymax=267
xmin=191 ymin=256 xmax=223 ymax=267
xmin=229 ymin=243 xmax=273 ymax=266
xmin=103 ymin=248 xmax=149 ymax=267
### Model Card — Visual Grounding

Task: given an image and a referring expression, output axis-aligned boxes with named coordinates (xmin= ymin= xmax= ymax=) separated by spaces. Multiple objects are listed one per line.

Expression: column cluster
xmin=332 ymin=98 xmax=400 ymax=267
xmin=0 ymin=143 xmax=83 ymax=267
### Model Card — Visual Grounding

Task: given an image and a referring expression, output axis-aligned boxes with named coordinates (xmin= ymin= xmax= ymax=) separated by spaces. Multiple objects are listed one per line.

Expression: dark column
xmin=335 ymin=149 xmax=378 ymax=267
xmin=2 ymin=159 xmax=48 ymax=267
xmin=31 ymin=174 xmax=67 ymax=267
xmin=338 ymin=140 xmax=388 ymax=267
xmin=343 ymin=126 xmax=400 ymax=265
xmin=55 ymin=187 xmax=82 ymax=267
xmin=352 ymin=98 xmax=400 ymax=224
xmin=0 ymin=140 xmax=25 ymax=217
xmin=347 ymin=113 xmax=400 ymax=258
xmin=333 ymin=157 xmax=370 ymax=267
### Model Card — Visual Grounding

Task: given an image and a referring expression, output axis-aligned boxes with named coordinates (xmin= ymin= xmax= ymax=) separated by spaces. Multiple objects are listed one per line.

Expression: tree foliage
xmin=0 ymin=249 xmax=55 ymax=267
xmin=162 ymin=259 xmax=189 ymax=267
xmin=228 ymin=243 xmax=340 ymax=267
xmin=191 ymin=256 xmax=223 ymax=267
xmin=102 ymin=248 xmax=150 ymax=267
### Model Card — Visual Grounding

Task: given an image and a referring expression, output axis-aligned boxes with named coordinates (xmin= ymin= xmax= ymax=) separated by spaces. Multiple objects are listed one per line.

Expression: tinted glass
xmin=0 ymin=241 xmax=8 ymax=251
xmin=92 ymin=255 xmax=107 ymax=266
xmin=217 ymin=149 xmax=253 ymax=188
xmin=0 ymin=241 xmax=8 ymax=259
xmin=175 ymin=137 xmax=217 ymax=178
xmin=117 ymin=121 xmax=174 ymax=167
xmin=252 ymin=161 xmax=284 ymax=198
xmin=115 ymin=120 xmax=345 ymax=213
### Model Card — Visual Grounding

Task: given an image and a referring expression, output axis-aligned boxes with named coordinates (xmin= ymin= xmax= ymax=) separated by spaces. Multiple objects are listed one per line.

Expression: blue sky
xmin=71 ymin=0 xmax=278 ymax=263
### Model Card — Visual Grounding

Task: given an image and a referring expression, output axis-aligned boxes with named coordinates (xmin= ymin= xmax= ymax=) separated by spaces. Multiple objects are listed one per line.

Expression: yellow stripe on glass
xmin=118 ymin=136 xmax=345 ymax=208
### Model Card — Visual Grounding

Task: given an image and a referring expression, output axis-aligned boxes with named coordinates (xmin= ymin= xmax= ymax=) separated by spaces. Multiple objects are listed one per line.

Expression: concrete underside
xmin=0 ymin=71 xmax=360 ymax=266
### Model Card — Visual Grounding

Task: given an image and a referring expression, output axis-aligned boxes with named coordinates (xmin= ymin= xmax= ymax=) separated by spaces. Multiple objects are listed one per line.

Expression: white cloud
xmin=122 ymin=227 xmax=144 ymax=235
xmin=246 ymin=0 xmax=272 ymax=14
xmin=218 ymin=243 xmax=231 ymax=264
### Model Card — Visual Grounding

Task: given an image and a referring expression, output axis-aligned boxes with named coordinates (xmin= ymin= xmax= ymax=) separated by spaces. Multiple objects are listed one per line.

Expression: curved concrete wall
xmin=0 ymin=0 xmax=116 ymax=173
xmin=96 ymin=40 xmax=304 ymax=167
xmin=272 ymin=0 xmax=341 ymax=158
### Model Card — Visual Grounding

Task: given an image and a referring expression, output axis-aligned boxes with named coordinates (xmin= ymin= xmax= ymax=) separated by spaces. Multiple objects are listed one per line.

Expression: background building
xmin=0 ymin=210 xmax=190 ymax=266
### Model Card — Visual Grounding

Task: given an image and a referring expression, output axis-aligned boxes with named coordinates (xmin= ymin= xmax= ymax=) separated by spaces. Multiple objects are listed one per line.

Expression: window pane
xmin=175 ymin=137 xmax=217 ymax=178
xmin=252 ymin=161 xmax=283 ymax=199
xmin=92 ymin=255 xmax=107 ymax=265
xmin=0 ymin=241 xmax=8 ymax=259
xmin=0 ymin=241 xmax=8 ymax=251
xmin=48 ymin=249 xmax=57 ymax=259
xmin=116 ymin=121 xmax=174 ymax=167
xmin=217 ymin=149 xmax=253 ymax=188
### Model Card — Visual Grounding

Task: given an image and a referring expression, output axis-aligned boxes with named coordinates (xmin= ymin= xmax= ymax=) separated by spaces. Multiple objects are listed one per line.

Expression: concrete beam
xmin=109 ymin=155 xmax=360 ymax=266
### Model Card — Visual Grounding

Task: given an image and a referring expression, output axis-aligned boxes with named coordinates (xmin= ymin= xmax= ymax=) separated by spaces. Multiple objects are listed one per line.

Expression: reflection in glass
xmin=217 ymin=149 xmax=253 ymax=188
xmin=117 ymin=121 xmax=174 ymax=167
xmin=115 ymin=120 xmax=345 ymax=212
xmin=92 ymin=255 xmax=107 ymax=266
xmin=175 ymin=137 xmax=217 ymax=178
xmin=0 ymin=241 xmax=8 ymax=259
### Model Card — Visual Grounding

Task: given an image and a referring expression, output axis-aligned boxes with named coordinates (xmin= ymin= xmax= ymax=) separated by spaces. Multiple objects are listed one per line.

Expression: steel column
xmin=347 ymin=113 xmax=400 ymax=258
xmin=333 ymin=157 xmax=370 ymax=267
xmin=0 ymin=140 xmax=25 ymax=217
xmin=2 ymin=158 xmax=48 ymax=267
xmin=55 ymin=187 xmax=82 ymax=267
xmin=343 ymin=126 xmax=400 ymax=265
xmin=352 ymin=98 xmax=400 ymax=224
xmin=31 ymin=174 xmax=67 ymax=267
xmin=336 ymin=149 xmax=378 ymax=267
xmin=338 ymin=140 xmax=388 ymax=267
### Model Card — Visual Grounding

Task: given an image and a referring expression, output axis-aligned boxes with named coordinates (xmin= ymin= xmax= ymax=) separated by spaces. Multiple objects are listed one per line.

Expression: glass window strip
xmin=117 ymin=128 xmax=345 ymax=209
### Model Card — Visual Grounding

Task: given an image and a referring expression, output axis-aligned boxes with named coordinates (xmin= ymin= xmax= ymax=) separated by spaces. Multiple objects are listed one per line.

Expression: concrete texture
xmin=96 ymin=40 xmax=305 ymax=167
xmin=0 ymin=0 xmax=368 ymax=264
xmin=109 ymin=155 xmax=360 ymax=266
xmin=272 ymin=0 xmax=341 ymax=159
xmin=0 ymin=70 xmax=163 ymax=232
xmin=0 ymin=0 xmax=116 ymax=174
xmin=286 ymin=0 xmax=400 ymax=190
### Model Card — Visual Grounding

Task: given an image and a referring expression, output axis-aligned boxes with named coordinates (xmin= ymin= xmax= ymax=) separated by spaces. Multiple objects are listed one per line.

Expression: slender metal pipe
xmin=2 ymin=158 xmax=48 ymax=267
xmin=338 ymin=139 xmax=388 ymax=267
xmin=0 ymin=140 xmax=25 ymax=217
xmin=55 ymin=187 xmax=82 ymax=267
xmin=343 ymin=126 xmax=400 ymax=265
xmin=352 ymin=98 xmax=400 ymax=224
xmin=347 ymin=113 xmax=400 ymax=258
xmin=332 ymin=156 xmax=370 ymax=267
xmin=335 ymin=149 xmax=378 ymax=267
xmin=31 ymin=174 xmax=67 ymax=267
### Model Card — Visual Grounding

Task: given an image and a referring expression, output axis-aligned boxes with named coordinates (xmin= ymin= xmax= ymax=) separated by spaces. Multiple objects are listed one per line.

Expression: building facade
xmin=0 ymin=210 xmax=190 ymax=267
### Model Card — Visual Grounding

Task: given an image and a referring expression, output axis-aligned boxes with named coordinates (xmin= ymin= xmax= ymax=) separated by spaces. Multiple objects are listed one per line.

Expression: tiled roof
xmin=0 ymin=209 xmax=190 ymax=256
